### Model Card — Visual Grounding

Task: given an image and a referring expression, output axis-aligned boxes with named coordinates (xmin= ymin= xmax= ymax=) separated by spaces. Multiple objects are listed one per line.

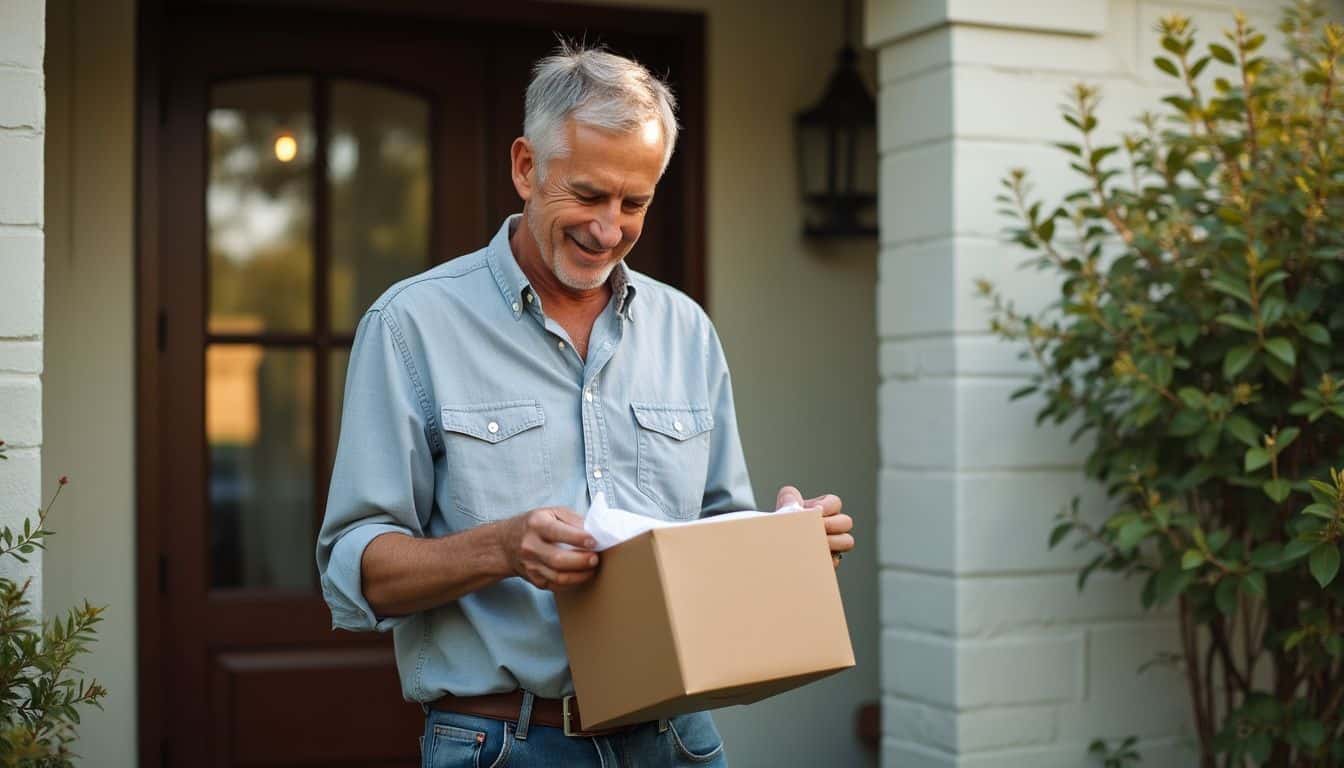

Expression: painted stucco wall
xmin=42 ymin=0 xmax=138 ymax=765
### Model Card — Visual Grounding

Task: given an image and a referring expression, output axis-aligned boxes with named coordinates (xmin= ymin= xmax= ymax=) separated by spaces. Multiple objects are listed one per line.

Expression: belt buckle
xmin=562 ymin=695 xmax=584 ymax=737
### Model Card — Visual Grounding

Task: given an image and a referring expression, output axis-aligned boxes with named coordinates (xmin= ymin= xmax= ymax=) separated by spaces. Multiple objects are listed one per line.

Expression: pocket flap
xmin=441 ymin=400 xmax=545 ymax=443
xmin=631 ymin=403 xmax=713 ymax=441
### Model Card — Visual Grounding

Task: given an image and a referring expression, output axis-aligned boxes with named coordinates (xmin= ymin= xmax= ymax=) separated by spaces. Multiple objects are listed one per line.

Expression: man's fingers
xmin=776 ymin=485 xmax=804 ymax=510
xmin=828 ymin=533 xmax=855 ymax=555
xmin=806 ymin=494 xmax=843 ymax=516
xmin=823 ymin=513 xmax=853 ymax=535
xmin=539 ymin=512 xmax=597 ymax=550
xmin=537 ymin=541 xmax=600 ymax=572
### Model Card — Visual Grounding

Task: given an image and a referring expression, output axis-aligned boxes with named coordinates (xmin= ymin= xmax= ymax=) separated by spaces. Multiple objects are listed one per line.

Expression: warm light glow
xmin=274 ymin=133 xmax=298 ymax=163
xmin=640 ymin=119 xmax=661 ymax=146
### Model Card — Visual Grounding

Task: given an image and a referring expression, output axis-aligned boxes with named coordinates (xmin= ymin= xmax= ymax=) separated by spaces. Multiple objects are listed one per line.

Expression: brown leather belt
xmin=428 ymin=691 xmax=658 ymax=738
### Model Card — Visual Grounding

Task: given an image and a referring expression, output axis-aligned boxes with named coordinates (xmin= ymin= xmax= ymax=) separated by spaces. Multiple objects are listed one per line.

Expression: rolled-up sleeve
xmin=701 ymin=321 xmax=756 ymax=517
xmin=317 ymin=309 xmax=435 ymax=632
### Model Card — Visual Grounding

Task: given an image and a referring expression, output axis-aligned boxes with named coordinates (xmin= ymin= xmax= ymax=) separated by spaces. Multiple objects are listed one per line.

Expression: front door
xmin=148 ymin=3 xmax=704 ymax=766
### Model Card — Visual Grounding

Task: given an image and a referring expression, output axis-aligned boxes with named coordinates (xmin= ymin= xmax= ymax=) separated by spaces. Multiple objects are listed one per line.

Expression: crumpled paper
xmin=581 ymin=492 xmax=806 ymax=552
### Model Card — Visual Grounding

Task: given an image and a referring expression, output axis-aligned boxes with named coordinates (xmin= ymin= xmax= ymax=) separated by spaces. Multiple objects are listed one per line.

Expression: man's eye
xmin=623 ymin=201 xmax=648 ymax=212
xmin=577 ymin=194 xmax=602 ymax=204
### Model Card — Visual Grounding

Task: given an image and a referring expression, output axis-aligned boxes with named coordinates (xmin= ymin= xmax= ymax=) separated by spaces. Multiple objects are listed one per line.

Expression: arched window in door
xmin=205 ymin=76 xmax=431 ymax=590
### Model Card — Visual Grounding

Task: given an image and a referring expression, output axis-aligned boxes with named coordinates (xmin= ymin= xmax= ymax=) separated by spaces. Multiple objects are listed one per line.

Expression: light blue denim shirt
xmin=316 ymin=215 xmax=756 ymax=702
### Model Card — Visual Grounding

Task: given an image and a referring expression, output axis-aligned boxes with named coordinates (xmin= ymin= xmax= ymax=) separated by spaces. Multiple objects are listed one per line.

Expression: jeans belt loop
xmin=516 ymin=690 xmax=535 ymax=741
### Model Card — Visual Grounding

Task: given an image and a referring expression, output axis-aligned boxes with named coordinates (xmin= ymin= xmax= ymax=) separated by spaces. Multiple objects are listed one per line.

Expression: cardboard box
xmin=555 ymin=507 xmax=855 ymax=729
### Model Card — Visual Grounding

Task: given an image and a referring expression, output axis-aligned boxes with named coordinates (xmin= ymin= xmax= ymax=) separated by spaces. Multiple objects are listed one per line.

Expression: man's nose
xmin=587 ymin=214 xmax=624 ymax=249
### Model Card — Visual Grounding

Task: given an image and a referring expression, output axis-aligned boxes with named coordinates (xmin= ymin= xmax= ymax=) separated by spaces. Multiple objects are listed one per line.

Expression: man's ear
xmin=510 ymin=137 xmax=535 ymax=202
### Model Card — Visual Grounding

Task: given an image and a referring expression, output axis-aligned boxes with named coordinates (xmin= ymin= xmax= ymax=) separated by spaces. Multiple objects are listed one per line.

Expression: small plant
xmin=981 ymin=3 xmax=1344 ymax=766
xmin=0 ymin=440 xmax=107 ymax=765
xmin=1090 ymin=736 xmax=1143 ymax=768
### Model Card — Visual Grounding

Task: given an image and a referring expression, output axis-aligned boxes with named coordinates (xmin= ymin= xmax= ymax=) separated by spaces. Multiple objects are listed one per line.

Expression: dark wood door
xmin=147 ymin=3 xmax=705 ymax=766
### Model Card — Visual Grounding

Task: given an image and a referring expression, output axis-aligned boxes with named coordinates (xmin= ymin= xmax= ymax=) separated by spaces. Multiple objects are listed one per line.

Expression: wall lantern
xmin=794 ymin=5 xmax=878 ymax=239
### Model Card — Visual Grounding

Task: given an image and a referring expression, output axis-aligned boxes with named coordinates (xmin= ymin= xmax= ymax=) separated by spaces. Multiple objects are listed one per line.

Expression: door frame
xmin=135 ymin=1 xmax=706 ymax=765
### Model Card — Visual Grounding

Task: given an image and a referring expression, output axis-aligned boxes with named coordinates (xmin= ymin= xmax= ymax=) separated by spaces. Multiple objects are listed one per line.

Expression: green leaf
xmin=1154 ymin=56 xmax=1180 ymax=77
xmin=1223 ymin=345 xmax=1254 ymax=379
xmin=1309 ymin=479 xmax=1338 ymax=500
xmin=1177 ymin=387 xmax=1206 ymax=409
xmin=1209 ymin=43 xmax=1236 ymax=64
xmin=1049 ymin=522 xmax=1073 ymax=549
xmin=1260 ymin=270 xmax=1290 ymax=293
xmin=1276 ymin=426 xmax=1300 ymax=451
xmin=1210 ymin=276 xmax=1253 ymax=305
xmin=1244 ymin=447 xmax=1270 ymax=472
xmin=1116 ymin=519 xmax=1154 ymax=551
xmin=1264 ymin=337 xmax=1296 ymax=367
xmin=1284 ymin=539 xmax=1317 ymax=561
xmin=1169 ymin=409 xmax=1205 ymax=437
xmin=1309 ymin=544 xmax=1340 ymax=588
xmin=1295 ymin=719 xmax=1325 ymax=749
xmin=1181 ymin=549 xmax=1206 ymax=570
xmin=1225 ymin=415 xmax=1260 ymax=447
xmin=1303 ymin=502 xmax=1337 ymax=519
xmin=1242 ymin=571 xmax=1267 ymax=596
xmin=1263 ymin=479 xmax=1292 ymax=503
xmin=1154 ymin=566 xmax=1195 ymax=605
xmin=1302 ymin=323 xmax=1331 ymax=345
xmin=1215 ymin=313 xmax=1256 ymax=332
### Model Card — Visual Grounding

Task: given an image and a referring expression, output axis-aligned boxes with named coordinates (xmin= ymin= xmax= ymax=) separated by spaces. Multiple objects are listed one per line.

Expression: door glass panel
xmin=208 ymin=77 xmax=315 ymax=333
xmin=207 ymin=345 xmax=315 ymax=589
xmin=328 ymin=80 xmax=431 ymax=331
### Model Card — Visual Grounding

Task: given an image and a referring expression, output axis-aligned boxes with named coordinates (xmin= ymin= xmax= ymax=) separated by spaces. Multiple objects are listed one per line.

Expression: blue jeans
xmin=419 ymin=696 xmax=728 ymax=767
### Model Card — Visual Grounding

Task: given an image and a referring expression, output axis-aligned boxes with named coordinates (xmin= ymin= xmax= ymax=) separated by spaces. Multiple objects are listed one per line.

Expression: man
xmin=316 ymin=42 xmax=855 ymax=767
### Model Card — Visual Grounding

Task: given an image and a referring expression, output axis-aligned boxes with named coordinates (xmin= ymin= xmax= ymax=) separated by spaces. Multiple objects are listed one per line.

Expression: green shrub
xmin=0 ymin=440 xmax=106 ymax=766
xmin=980 ymin=3 xmax=1344 ymax=765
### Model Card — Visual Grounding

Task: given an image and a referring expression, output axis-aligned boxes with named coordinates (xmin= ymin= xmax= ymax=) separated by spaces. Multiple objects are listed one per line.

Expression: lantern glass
xmin=797 ymin=120 xmax=831 ymax=200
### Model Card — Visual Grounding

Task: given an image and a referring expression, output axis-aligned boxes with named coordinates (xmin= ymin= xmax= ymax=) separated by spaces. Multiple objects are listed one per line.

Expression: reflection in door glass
xmin=329 ymin=80 xmax=431 ymax=330
xmin=208 ymin=78 xmax=314 ymax=333
xmin=207 ymin=344 xmax=315 ymax=589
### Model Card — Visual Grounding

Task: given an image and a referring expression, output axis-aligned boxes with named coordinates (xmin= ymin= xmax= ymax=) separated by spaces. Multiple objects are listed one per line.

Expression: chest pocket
xmin=441 ymin=400 xmax=552 ymax=523
xmin=631 ymin=402 xmax=714 ymax=520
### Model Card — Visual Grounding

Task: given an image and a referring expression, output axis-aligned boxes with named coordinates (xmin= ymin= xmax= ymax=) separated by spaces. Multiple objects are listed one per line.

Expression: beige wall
xmin=42 ymin=0 xmax=138 ymax=765
xmin=41 ymin=1 xmax=880 ymax=766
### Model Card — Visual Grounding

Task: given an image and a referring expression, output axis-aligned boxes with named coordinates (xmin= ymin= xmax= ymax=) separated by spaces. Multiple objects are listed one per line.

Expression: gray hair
xmin=524 ymin=41 xmax=679 ymax=180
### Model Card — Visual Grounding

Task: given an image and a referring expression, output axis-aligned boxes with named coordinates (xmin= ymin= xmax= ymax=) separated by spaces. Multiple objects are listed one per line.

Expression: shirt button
xmin=557 ymin=340 xmax=565 ymax=350
xmin=593 ymin=468 xmax=603 ymax=479
xmin=525 ymin=292 xmax=534 ymax=304
xmin=584 ymin=389 xmax=593 ymax=402
xmin=511 ymin=302 xmax=520 ymax=312
xmin=487 ymin=421 xmax=500 ymax=434
xmin=673 ymin=420 xmax=684 ymax=433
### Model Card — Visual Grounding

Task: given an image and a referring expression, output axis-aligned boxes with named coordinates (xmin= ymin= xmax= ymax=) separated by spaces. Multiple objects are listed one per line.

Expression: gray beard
xmin=526 ymin=209 xmax=617 ymax=291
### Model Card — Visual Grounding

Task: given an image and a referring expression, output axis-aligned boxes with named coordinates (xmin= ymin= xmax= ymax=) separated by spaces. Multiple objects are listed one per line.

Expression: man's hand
xmin=776 ymin=486 xmax=853 ymax=568
xmin=496 ymin=507 xmax=601 ymax=591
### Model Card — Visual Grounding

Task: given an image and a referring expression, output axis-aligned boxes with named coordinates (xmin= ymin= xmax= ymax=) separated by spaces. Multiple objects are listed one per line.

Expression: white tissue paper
xmin=582 ymin=492 xmax=806 ymax=552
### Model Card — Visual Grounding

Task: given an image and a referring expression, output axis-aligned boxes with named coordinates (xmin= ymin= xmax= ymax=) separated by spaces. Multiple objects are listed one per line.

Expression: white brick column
xmin=0 ymin=0 xmax=45 ymax=607
xmin=863 ymin=1 xmax=1255 ymax=765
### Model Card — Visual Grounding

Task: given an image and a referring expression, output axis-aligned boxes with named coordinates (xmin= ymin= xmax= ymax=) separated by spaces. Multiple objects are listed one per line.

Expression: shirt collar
xmin=486 ymin=214 xmax=638 ymax=321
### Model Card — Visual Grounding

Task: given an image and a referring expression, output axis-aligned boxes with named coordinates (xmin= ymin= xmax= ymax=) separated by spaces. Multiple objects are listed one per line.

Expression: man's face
xmin=520 ymin=119 xmax=664 ymax=291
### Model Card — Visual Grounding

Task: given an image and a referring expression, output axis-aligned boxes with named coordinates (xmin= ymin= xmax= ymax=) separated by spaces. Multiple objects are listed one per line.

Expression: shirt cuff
xmin=322 ymin=523 xmax=415 ymax=633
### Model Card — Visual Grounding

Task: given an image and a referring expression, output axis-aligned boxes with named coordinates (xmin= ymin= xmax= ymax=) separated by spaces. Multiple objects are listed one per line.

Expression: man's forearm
xmin=360 ymin=524 xmax=512 ymax=619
